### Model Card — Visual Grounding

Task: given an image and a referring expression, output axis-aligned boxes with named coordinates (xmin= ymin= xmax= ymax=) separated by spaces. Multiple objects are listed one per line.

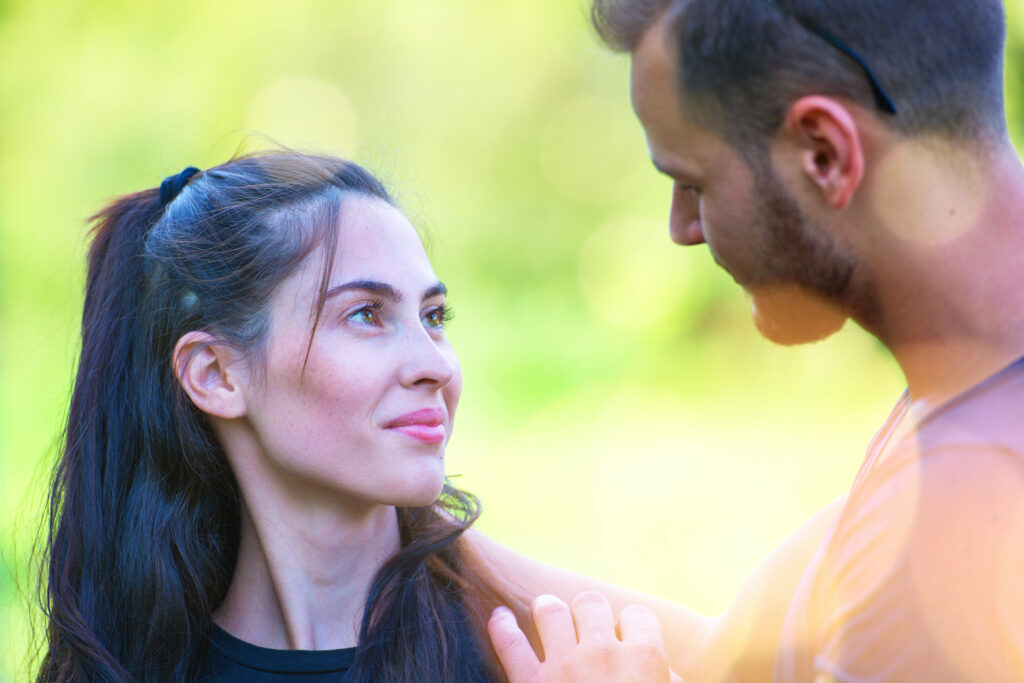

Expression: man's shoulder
xmin=917 ymin=356 xmax=1024 ymax=451
xmin=788 ymin=443 xmax=1024 ymax=681
xmin=776 ymin=361 xmax=1024 ymax=681
xmin=835 ymin=439 xmax=1024 ymax=573
xmin=860 ymin=355 xmax=1024 ymax=502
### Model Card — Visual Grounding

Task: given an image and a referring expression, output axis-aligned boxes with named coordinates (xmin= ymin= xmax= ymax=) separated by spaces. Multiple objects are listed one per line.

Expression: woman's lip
xmin=389 ymin=424 xmax=447 ymax=444
xmin=384 ymin=408 xmax=447 ymax=442
xmin=384 ymin=408 xmax=445 ymax=428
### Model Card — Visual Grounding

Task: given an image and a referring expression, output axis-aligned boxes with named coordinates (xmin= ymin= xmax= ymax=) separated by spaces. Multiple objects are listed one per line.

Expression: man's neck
xmin=857 ymin=140 xmax=1024 ymax=412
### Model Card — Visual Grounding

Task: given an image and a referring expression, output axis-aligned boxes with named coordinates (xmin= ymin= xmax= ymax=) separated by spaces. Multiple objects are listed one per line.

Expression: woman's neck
xmin=213 ymin=486 xmax=401 ymax=650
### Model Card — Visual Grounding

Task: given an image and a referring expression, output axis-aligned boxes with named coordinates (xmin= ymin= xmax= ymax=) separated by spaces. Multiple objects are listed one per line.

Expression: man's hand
xmin=488 ymin=591 xmax=684 ymax=682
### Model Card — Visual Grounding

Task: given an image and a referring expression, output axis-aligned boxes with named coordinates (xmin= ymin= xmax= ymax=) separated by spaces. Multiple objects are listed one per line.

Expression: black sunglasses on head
xmin=756 ymin=0 xmax=897 ymax=115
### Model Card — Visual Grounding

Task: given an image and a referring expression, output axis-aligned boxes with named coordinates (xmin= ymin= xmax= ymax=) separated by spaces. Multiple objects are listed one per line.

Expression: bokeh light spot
xmin=578 ymin=216 xmax=688 ymax=329
xmin=996 ymin=492 xmax=1024 ymax=678
xmin=540 ymin=97 xmax=646 ymax=203
xmin=871 ymin=140 xmax=986 ymax=246
xmin=246 ymin=75 xmax=359 ymax=154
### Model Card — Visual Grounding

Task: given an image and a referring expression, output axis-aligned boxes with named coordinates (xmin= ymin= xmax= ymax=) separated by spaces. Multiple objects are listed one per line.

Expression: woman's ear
xmin=173 ymin=331 xmax=248 ymax=419
xmin=786 ymin=96 xmax=865 ymax=209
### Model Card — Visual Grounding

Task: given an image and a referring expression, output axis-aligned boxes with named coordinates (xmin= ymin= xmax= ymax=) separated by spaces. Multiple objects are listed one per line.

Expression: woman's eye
xmin=347 ymin=306 xmax=380 ymax=325
xmin=423 ymin=305 xmax=453 ymax=329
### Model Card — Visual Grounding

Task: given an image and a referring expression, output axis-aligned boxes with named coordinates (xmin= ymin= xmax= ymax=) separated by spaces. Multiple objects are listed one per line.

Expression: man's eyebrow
xmin=652 ymin=158 xmax=683 ymax=178
xmin=324 ymin=280 xmax=448 ymax=302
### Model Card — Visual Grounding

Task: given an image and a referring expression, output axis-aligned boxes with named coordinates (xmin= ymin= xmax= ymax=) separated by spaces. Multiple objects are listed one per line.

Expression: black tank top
xmin=200 ymin=625 xmax=355 ymax=681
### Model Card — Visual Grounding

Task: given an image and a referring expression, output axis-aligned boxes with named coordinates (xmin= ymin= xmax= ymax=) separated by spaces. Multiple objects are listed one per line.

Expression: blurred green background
xmin=2 ymin=1 xmax=1024 ymax=679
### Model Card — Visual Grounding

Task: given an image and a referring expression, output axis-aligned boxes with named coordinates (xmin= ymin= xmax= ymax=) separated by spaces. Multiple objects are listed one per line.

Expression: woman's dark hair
xmin=38 ymin=151 xmax=522 ymax=682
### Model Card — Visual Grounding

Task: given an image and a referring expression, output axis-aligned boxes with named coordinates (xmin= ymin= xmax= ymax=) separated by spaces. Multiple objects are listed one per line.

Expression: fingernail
xmin=533 ymin=594 xmax=563 ymax=609
xmin=492 ymin=605 xmax=514 ymax=619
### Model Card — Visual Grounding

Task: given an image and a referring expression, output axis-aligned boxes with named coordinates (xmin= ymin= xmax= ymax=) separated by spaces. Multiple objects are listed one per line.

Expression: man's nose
xmin=669 ymin=183 xmax=705 ymax=245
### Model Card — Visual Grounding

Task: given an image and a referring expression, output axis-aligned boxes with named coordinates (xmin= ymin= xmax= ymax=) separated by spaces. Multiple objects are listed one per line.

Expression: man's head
xmin=592 ymin=0 xmax=1008 ymax=344
xmin=593 ymin=0 xmax=1007 ymax=148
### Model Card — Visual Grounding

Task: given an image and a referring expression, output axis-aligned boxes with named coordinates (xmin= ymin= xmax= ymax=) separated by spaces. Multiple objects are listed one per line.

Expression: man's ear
xmin=785 ymin=96 xmax=864 ymax=209
xmin=173 ymin=331 xmax=248 ymax=419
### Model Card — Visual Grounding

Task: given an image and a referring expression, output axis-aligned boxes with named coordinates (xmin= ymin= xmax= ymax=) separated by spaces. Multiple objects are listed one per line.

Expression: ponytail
xmin=39 ymin=187 xmax=239 ymax=681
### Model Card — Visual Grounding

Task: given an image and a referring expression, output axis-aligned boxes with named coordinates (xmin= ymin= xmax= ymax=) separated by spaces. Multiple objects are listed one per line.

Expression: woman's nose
xmin=398 ymin=327 xmax=456 ymax=389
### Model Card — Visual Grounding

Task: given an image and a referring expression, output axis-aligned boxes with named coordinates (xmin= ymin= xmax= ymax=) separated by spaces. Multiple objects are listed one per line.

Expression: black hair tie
xmin=159 ymin=166 xmax=201 ymax=207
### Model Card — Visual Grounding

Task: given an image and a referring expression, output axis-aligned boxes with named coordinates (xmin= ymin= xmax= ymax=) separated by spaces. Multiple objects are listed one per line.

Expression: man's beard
xmin=744 ymin=156 xmax=856 ymax=346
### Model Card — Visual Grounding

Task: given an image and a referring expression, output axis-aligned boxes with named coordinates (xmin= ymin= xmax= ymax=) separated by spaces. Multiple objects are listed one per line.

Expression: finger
xmin=488 ymin=606 xmax=541 ymax=682
xmin=618 ymin=605 xmax=675 ymax=681
xmin=570 ymin=591 xmax=617 ymax=645
xmin=670 ymin=670 xmax=685 ymax=683
xmin=531 ymin=594 xmax=578 ymax=656
xmin=616 ymin=603 xmax=664 ymax=648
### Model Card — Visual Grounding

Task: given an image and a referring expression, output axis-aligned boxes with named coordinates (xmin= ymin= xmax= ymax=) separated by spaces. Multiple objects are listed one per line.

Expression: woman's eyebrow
xmin=324 ymin=280 xmax=448 ymax=302
xmin=326 ymin=279 xmax=402 ymax=301
xmin=423 ymin=282 xmax=447 ymax=300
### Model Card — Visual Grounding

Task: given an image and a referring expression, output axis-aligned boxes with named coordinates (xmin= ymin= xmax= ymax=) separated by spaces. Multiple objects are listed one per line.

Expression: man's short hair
xmin=592 ymin=0 xmax=1007 ymax=148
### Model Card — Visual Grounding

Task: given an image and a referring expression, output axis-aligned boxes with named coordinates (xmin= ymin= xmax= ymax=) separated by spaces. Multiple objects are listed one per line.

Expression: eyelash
xmin=677 ymin=182 xmax=701 ymax=197
xmin=346 ymin=300 xmax=384 ymax=325
xmin=424 ymin=304 xmax=455 ymax=328
xmin=344 ymin=301 xmax=455 ymax=328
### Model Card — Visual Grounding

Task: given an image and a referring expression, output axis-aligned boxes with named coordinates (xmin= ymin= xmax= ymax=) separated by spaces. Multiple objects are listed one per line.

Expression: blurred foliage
xmin=2 ymin=0 xmax=1024 ymax=679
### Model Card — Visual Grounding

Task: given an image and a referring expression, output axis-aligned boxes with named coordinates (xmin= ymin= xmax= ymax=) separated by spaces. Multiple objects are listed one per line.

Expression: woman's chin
xmin=387 ymin=465 xmax=448 ymax=508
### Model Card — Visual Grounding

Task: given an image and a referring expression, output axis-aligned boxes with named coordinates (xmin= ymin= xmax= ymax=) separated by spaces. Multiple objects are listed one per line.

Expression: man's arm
xmin=470 ymin=529 xmax=711 ymax=675
xmin=704 ymin=496 xmax=844 ymax=681
xmin=475 ymin=495 xmax=845 ymax=681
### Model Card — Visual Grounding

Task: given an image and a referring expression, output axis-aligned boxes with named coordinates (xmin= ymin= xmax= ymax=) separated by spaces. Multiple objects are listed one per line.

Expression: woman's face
xmin=240 ymin=197 xmax=461 ymax=509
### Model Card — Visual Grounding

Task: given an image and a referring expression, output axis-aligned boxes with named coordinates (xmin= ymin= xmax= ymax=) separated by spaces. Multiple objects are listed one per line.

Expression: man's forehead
xmin=628 ymin=13 xmax=677 ymax=114
xmin=628 ymin=16 xmax=707 ymax=177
